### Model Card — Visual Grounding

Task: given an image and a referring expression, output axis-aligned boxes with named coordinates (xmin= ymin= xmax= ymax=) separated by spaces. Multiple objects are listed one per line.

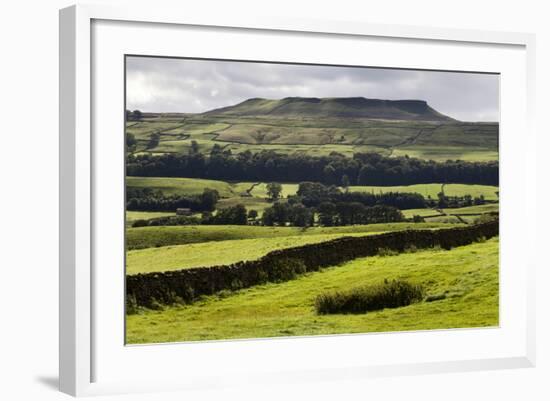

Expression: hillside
xmin=126 ymin=97 xmax=499 ymax=161
xmin=205 ymin=97 xmax=454 ymax=121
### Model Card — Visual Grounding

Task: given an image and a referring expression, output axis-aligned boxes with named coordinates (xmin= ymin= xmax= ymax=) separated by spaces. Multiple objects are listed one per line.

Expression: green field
xmin=424 ymin=215 xmax=463 ymax=224
xmin=126 ymin=222 xmax=458 ymax=250
xmin=127 ymin=232 xmax=384 ymax=274
xmin=401 ymin=208 xmax=443 ymax=219
xmin=247 ymin=182 xmax=299 ymax=198
xmin=126 ymin=112 xmax=498 ymax=161
xmin=352 ymin=183 xmax=499 ymax=200
xmin=126 ymin=237 xmax=499 ymax=343
xmin=391 ymin=146 xmax=498 ymax=162
xmin=442 ymin=203 xmax=499 ymax=215
xmin=126 ymin=176 xmax=240 ymax=197
xmin=127 ymin=176 xmax=499 ymax=202
xmin=126 ymin=211 xmax=175 ymax=227
xmin=127 ymin=176 xmax=298 ymax=200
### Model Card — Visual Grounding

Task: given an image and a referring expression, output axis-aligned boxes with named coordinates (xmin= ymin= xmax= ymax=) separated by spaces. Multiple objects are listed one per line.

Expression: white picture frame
xmin=59 ymin=3 xmax=536 ymax=397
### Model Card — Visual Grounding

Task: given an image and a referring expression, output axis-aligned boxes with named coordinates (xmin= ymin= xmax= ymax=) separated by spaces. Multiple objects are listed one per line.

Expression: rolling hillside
xmin=127 ymin=97 xmax=499 ymax=161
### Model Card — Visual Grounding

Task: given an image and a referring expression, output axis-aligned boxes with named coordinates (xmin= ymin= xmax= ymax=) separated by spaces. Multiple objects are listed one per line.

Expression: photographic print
xmin=124 ymin=56 xmax=499 ymax=344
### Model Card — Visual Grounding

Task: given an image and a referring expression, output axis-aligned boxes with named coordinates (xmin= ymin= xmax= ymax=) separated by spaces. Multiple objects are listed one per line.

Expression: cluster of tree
xmin=126 ymin=146 xmax=499 ymax=186
xmin=262 ymin=203 xmax=315 ymax=227
xmin=146 ymin=132 xmax=161 ymax=150
xmin=126 ymin=132 xmax=137 ymax=153
xmin=126 ymin=109 xmax=143 ymax=121
xmin=429 ymin=192 xmax=488 ymax=209
xmin=260 ymin=200 xmax=404 ymax=227
xmin=132 ymin=204 xmax=247 ymax=227
xmin=126 ymin=187 xmax=219 ymax=212
xmin=132 ymin=215 xmax=201 ymax=227
xmin=201 ymin=205 xmax=248 ymax=225
xmin=295 ymin=181 xmax=426 ymax=209
xmin=266 ymin=182 xmax=283 ymax=200
xmin=317 ymin=203 xmax=404 ymax=226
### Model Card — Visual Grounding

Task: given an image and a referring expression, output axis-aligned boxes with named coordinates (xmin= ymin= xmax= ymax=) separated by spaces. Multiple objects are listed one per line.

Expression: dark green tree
xmin=341 ymin=174 xmax=350 ymax=191
xmin=189 ymin=140 xmax=200 ymax=155
xmin=126 ymin=132 xmax=137 ymax=152
xmin=318 ymin=202 xmax=337 ymax=226
xmin=199 ymin=188 xmax=220 ymax=211
xmin=247 ymin=209 xmax=258 ymax=220
xmin=266 ymin=182 xmax=283 ymax=201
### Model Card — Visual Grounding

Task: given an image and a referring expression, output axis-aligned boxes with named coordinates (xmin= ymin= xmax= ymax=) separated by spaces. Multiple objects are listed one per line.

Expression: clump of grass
xmin=315 ymin=279 xmax=424 ymax=315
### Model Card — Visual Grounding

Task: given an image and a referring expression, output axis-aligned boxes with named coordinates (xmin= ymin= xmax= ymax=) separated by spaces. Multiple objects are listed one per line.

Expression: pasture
xmin=351 ymin=183 xmax=499 ymax=200
xmin=126 ymin=222 xmax=459 ymax=250
xmin=126 ymin=237 xmax=499 ymax=343
xmin=126 ymin=114 xmax=498 ymax=162
xmin=127 ymin=176 xmax=500 ymax=205
xmin=126 ymin=176 xmax=240 ymax=197
xmin=126 ymin=232 xmax=385 ymax=274
xmin=400 ymin=208 xmax=443 ymax=219
xmin=126 ymin=211 xmax=175 ymax=227
xmin=441 ymin=203 xmax=499 ymax=214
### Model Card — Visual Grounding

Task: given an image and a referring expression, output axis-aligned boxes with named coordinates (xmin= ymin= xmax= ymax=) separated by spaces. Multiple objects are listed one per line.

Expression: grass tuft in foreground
xmin=315 ymin=279 xmax=424 ymax=315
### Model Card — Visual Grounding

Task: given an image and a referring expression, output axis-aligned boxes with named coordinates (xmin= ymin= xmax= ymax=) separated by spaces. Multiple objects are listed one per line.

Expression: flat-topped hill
xmin=205 ymin=97 xmax=454 ymax=121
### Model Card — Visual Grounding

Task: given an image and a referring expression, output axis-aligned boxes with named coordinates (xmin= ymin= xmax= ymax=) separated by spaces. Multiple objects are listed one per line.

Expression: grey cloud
xmin=126 ymin=56 xmax=499 ymax=122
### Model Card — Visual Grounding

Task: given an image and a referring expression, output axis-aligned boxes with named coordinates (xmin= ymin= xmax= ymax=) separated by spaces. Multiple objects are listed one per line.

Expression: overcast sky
xmin=126 ymin=56 xmax=499 ymax=122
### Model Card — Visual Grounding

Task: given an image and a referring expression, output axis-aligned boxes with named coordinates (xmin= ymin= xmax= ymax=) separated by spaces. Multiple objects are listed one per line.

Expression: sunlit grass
xmin=126 ymin=238 xmax=499 ymax=343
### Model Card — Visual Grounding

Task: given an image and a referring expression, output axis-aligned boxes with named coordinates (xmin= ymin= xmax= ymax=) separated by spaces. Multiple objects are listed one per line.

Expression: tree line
xmin=126 ymin=187 xmax=219 ymax=212
xmin=294 ymin=181 xmax=427 ymax=209
xmin=126 ymin=145 xmax=499 ymax=186
xmin=261 ymin=201 xmax=404 ymax=227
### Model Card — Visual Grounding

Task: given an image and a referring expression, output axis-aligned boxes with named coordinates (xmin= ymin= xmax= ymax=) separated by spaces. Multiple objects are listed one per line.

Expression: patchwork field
xmin=127 ymin=176 xmax=499 ymax=204
xmin=126 ymin=237 xmax=499 ymax=343
xmin=126 ymin=114 xmax=498 ymax=161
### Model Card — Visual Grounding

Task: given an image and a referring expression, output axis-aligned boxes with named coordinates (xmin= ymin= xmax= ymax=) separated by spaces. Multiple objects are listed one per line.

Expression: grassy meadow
xmin=126 ymin=237 xmax=499 ymax=343
xmin=126 ymin=211 xmax=175 ymax=227
xmin=127 ymin=232 xmax=384 ymax=274
xmin=126 ymin=222 xmax=457 ymax=250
